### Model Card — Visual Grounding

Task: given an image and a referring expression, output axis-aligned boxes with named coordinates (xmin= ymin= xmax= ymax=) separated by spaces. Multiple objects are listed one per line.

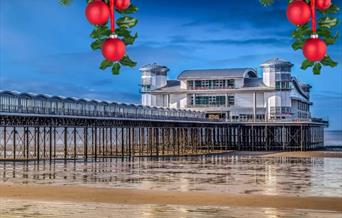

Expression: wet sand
xmin=261 ymin=151 xmax=342 ymax=158
xmin=0 ymin=183 xmax=341 ymax=212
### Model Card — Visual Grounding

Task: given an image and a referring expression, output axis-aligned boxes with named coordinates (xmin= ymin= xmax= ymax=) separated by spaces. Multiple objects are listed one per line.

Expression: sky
xmin=0 ymin=0 xmax=341 ymax=129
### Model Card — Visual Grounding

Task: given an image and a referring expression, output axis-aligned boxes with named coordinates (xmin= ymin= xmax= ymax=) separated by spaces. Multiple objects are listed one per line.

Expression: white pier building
xmin=140 ymin=58 xmax=312 ymax=122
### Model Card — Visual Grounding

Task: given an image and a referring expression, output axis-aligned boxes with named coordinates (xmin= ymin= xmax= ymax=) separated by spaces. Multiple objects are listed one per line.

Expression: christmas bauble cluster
xmin=85 ymin=0 xmax=131 ymax=61
xmin=286 ymin=0 xmax=331 ymax=62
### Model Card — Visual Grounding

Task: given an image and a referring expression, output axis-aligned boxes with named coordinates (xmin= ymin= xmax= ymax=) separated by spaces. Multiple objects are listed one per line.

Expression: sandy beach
xmin=1 ymin=150 xmax=342 ymax=217
xmin=0 ymin=183 xmax=341 ymax=212
xmin=261 ymin=151 xmax=342 ymax=158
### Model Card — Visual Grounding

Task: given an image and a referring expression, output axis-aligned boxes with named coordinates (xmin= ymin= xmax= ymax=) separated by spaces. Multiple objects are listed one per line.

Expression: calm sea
xmin=325 ymin=130 xmax=342 ymax=146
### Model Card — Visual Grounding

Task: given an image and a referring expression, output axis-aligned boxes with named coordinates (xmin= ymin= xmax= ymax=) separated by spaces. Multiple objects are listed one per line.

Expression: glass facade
xmin=187 ymin=79 xmax=235 ymax=90
xmin=190 ymin=95 xmax=234 ymax=107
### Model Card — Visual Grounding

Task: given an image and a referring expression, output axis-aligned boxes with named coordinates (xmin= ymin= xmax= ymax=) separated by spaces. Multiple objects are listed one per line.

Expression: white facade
xmin=140 ymin=59 xmax=312 ymax=122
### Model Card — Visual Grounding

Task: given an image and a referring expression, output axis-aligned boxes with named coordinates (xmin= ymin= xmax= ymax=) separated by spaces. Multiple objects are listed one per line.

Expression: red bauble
xmin=115 ymin=0 xmax=131 ymax=11
xmin=316 ymin=0 xmax=331 ymax=10
xmin=303 ymin=38 xmax=327 ymax=61
xmin=85 ymin=0 xmax=110 ymax=25
xmin=102 ymin=38 xmax=126 ymax=61
xmin=286 ymin=0 xmax=311 ymax=25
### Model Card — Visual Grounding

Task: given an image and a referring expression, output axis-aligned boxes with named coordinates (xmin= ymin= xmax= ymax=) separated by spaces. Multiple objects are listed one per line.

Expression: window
xmin=276 ymin=81 xmax=290 ymax=90
xmin=192 ymin=96 xmax=226 ymax=107
xmin=227 ymin=95 xmax=235 ymax=106
xmin=227 ymin=79 xmax=235 ymax=88
xmin=187 ymin=81 xmax=193 ymax=89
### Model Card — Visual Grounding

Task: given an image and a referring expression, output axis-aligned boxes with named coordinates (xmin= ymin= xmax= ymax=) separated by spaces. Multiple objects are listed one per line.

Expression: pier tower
xmin=261 ymin=59 xmax=293 ymax=120
xmin=140 ymin=63 xmax=169 ymax=106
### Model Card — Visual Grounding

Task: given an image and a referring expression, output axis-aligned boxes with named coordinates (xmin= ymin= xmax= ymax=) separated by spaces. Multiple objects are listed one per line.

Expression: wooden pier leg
xmin=26 ymin=127 xmax=30 ymax=159
xmin=102 ymin=127 xmax=105 ymax=157
xmin=73 ymin=127 xmax=77 ymax=159
xmin=110 ymin=128 xmax=113 ymax=157
xmin=49 ymin=127 xmax=52 ymax=161
xmin=161 ymin=128 xmax=165 ymax=156
xmin=53 ymin=127 xmax=57 ymax=158
xmin=115 ymin=128 xmax=118 ymax=156
xmin=132 ymin=127 xmax=135 ymax=157
xmin=177 ymin=128 xmax=180 ymax=156
xmin=94 ymin=127 xmax=98 ymax=160
xmin=3 ymin=127 xmax=6 ymax=159
xmin=13 ymin=127 xmax=16 ymax=160
xmin=64 ymin=127 xmax=67 ymax=159
xmin=43 ymin=127 xmax=46 ymax=158
xmin=37 ymin=127 xmax=40 ymax=161
xmin=155 ymin=128 xmax=159 ymax=157
xmin=128 ymin=127 xmax=132 ymax=157
xmin=300 ymin=125 xmax=303 ymax=151
xmin=121 ymin=127 xmax=124 ymax=158
xmin=84 ymin=127 xmax=88 ymax=160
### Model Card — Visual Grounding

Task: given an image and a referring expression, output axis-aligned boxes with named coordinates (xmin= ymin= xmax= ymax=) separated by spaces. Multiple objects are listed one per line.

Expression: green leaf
xmin=316 ymin=28 xmax=331 ymax=38
xmin=292 ymin=40 xmax=304 ymax=50
xmin=318 ymin=4 xmax=340 ymax=15
xmin=115 ymin=27 xmax=131 ymax=37
xmin=320 ymin=56 xmax=338 ymax=67
xmin=259 ymin=0 xmax=274 ymax=7
xmin=324 ymin=31 xmax=339 ymax=45
xmin=90 ymin=25 xmax=111 ymax=39
xmin=292 ymin=24 xmax=311 ymax=39
xmin=116 ymin=5 xmax=138 ymax=14
xmin=120 ymin=55 xmax=137 ymax=67
xmin=100 ymin=60 xmax=113 ymax=70
xmin=116 ymin=16 xmax=138 ymax=29
xmin=301 ymin=59 xmax=314 ymax=70
xmin=313 ymin=63 xmax=322 ymax=75
xmin=112 ymin=63 xmax=121 ymax=75
xmin=59 ymin=0 xmax=72 ymax=5
xmin=318 ymin=17 xmax=339 ymax=29
xmin=90 ymin=39 xmax=104 ymax=50
xmin=123 ymin=32 xmax=138 ymax=45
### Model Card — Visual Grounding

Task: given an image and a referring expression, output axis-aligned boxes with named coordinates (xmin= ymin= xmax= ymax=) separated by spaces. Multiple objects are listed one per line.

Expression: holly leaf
xmin=116 ymin=5 xmax=138 ymax=14
xmin=318 ymin=17 xmax=339 ymax=29
xmin=123 ymin=32 xmax=138 ymax=45
xmin=324 ymin=31 xmax=339 ymax=45
xmin=120 ymin=55 xmax=137 ymax=67
xmin=292 ymin=24 xmax=311 ymax=39
xmin=112 ymin=63 xmax=121 ymax=75
xmin=301 ymin=59 xmax=314 ymax=70
xmin=318 ymin=4 xmax=340 ymax=15
xmin=313 ymin=63 xmax=322 ymax=75
xmin=115 ymin=27 xmax=131 ymax=37
xmin=90 ymin=25 xmax=111 ymax=39
xmin=91 ymin=39 xmax=104 ymax=50
xmin=59 ymin=0 xmax=72 ymax=5
xmin=100 ymin=60 xmax=113 ymax=70
xmin=320 ymin=56 xmax=338 ymax=67
xmin=116 ymin=16 xmax=138 ymax=29
xmin=292 ymin=40 xmax=304 ymax=50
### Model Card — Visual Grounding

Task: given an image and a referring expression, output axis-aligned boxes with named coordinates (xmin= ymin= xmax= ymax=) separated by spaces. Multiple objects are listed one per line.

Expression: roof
xmin=260 ymin=58 xmax=293 ymax=67
xmin=139 ymin=63 xmax=169 ymax=75
xmin=243 ymin=78 xmax=267 ymax=88
xmin=152 ymin=80 xmax=181 ymax=92
xmin=292 ymin=77 xmax=309 ymax=100
xmin=177 ymin=68 xmax=257 ymax=80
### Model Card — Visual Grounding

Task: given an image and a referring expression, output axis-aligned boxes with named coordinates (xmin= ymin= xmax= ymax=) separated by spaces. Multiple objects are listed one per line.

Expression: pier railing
xmin=0 ymin=90 xmax=207 ymax=122
xmin=0 ymin=90 xmax=328 ymax=160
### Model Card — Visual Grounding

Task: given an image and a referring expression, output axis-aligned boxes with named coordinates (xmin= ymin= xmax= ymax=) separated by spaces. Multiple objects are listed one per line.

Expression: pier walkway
xmin=0 ymin=90 xmax=327 ymax=160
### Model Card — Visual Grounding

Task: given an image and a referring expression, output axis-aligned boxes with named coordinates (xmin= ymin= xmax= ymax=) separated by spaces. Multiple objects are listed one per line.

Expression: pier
xmin=0 ymin=91 xmax=327 ymax=160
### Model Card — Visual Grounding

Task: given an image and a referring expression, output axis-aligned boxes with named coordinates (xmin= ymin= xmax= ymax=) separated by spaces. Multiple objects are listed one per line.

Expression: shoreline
xmin=0 ymin=150 xmax=341 ymax=162
xmin=0 ymin=184 xmax=341 ymax=212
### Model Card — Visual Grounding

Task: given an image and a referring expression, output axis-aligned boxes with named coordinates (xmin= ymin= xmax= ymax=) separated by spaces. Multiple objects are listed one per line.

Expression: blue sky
xmin=0 ymin=0 xmax=341 ymax=129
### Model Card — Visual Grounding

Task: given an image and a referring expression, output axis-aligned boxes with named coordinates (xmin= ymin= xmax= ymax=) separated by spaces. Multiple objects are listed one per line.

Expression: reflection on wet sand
xmin=1 ymin=154 xmax=342 ymax=197
xmin=1 ymin=198 xmax=341 ymax=218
